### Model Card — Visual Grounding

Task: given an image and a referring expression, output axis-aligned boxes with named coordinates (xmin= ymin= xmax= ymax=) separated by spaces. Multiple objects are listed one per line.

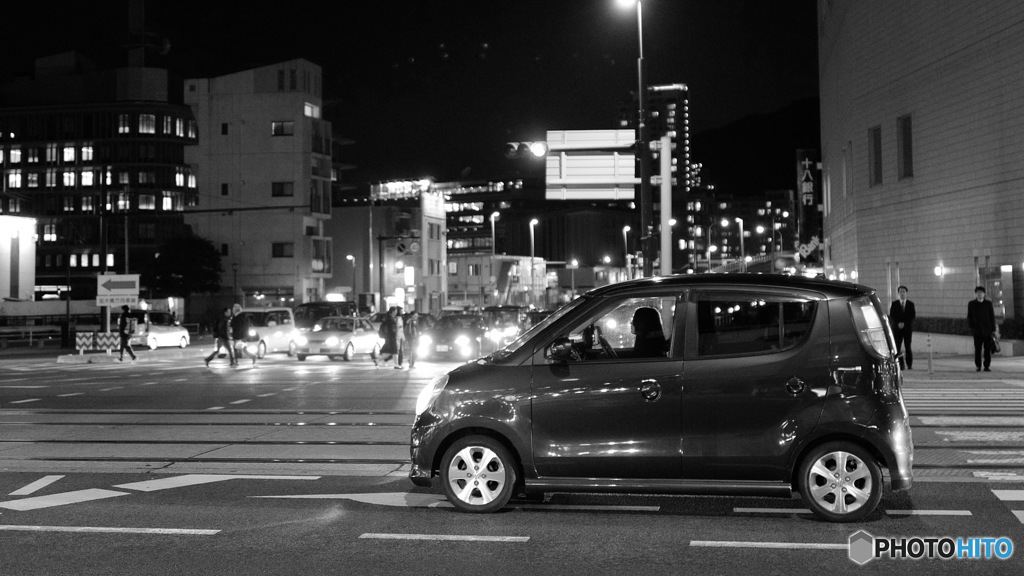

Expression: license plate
xmin=320 ymin=348 xmax=334 ymax=354
xmin=436 ymin=345 xmax=450 ymax=352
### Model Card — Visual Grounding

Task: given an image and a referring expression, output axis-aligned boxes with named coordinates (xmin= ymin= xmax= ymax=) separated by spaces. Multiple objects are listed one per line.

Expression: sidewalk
xmin=902 ymin=353 xmax=1024 ymax=383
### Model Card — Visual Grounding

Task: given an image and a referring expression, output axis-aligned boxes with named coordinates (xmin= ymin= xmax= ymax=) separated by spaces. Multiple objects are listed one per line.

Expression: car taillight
xmin=849 ymin=297 xmax=892 ymax=358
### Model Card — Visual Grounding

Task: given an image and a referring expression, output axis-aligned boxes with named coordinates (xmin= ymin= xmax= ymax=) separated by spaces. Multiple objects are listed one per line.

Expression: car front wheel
xmin=440 ymin=435 xmax=517 ymax=513
xmin=798 ymin=441 xmax=883 ymax=522
xmin=343 ymin=343 xmax=354 ymax=361
xmin=148 ymin=337 xmax=159 ymax=350
xmin=296 ymin=354 xmax=306 ymax=361
xmin=257 ymin=341 xmax=267 ymax=359
xmin=178 ymin=336 xmax=188 ymax=349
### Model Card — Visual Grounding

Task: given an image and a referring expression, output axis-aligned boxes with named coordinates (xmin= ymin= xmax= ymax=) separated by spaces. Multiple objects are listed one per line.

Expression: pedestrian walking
xmin=889 ymin=285 xmax=916 ymax=370
xmin=376 ymin=306 xmax=400 ymax=368
xmin=205 ymin=307 xmax=236 ymax=367
xmin=405 ymin=310 xmax=422 ymax=368
xmin=117 ymin=305 xmax=137 ymax=362
xmin=394 ymin=307 xmax=406 ymax=369
xmin=967 ymin=286 xmax=999 ymax=372
xmin=231 ymin=303 xmax=258 ymax=366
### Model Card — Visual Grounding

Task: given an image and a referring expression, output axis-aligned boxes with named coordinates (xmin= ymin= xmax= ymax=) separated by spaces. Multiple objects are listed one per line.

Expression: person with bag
xmin=888 ymin=285 xmax=916 ymax=370
xmin=205 ymin=307 xmax=235 ymax=367
xmin=230 ymin=303 xmax=258 ymax=366
xmin=375 ymin=307 xmax=399 ymax=368
xmin=117 ymin=305 xmax=137 ymax=362
xmin=967 ymin=286 xmax=999 ymax=372
xmin=404 ymin=310 xmax=422 ymax=369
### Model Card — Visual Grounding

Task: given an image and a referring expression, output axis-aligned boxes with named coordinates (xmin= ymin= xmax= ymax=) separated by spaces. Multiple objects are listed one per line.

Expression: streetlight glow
xmin=490 ymin=211 xmax=500 ymax=256
xmin=529 ymin=219 xmax=539 ymax=307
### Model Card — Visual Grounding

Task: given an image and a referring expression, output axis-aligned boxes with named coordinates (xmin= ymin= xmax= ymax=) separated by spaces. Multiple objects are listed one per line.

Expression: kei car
xmin=236 ymin=307 xmax=297 ymax=358
xmin=293 ymin=316 xmax=381 ymax=361
xmin=409 ymin=274 xmax=914 ymax=522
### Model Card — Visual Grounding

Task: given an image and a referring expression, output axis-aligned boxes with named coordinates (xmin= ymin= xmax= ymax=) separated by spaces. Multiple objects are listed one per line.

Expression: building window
xmin=139 ymin=114 xmax=156 ymax=134
xmin=221 ymin=123 xmax=229 ymax=135
xmin=139 ymin=194 xmax=156 ymax=210
xmin=119 ymin=171 xmax=130 ymax=185
xmin=221 ymin=183 xmax=229 ymax=196
xmin=278 ymin=70 xmax=285 ymax=90
xmin=304 ymin=103 xmax=320 ymax=118
xmin=272 ymin=243 xmax=294 ymax=258
xmin=69 ymin=254 xmax=78 ymax=267
xmin=175 ymin=167 xmax=186 ymax=187
xmin=271 ymin=121 xmax=294 ymax=136
xmin=82 ymin=196 xmax=94 ymax=212
xmin=81 ymin=170 xmax=94 ymax=187
xmin=868 ymin=125 xmax=882 ymax=187
xmin=8 ymin=147 xmax=20 ymax=164
xmin=271 ymin=181 xmax=294 ymax=197
xmin=46 ymin=144 xmax=58 ymax=163
xmin=163 ymin=116 xmax=173 ymax=134
xmin=26 ymin=173 xmax=38 ymax=188
xmin=221 ymin=244 xmax=229 ymax=256
xmin=43 ymin=224 xmax=56 ymax=241
xmin=290 ymin=69 xmax=297 ymax=90
xmin=448 ymin=262 xmax=458 ymax=276
xmin=81 ymin=145 xmax=93 ymax=161
xmin=62 ymin=146 xmax=75 ymax=163
xmin=188 ymin=121 xmax=197 ymax=139
xmin=897 ymin=114 xmax=913 ymax=180
xmin=162 ymin=191 xmax=177 ymax=210
xmin=468 ymin=264 xmax=481 ymax=276
xmin=62 ymin=170 xmax=75 ymax=187
xmin=139 ymin=223 xmax=156 ymax=239
xmin=175 ymin=118 xmax=184 ymax=137
xmin=45 ymin=169 xmax=57 ymax=188
xmin=63 ymin=197 xmax=75 ymax=212
xmin=26 ymin=148 xmax=39 ymax=163
xmin=138 ymin=171 xmax=156 ymax=184
xmin=118 ymin=114 xmax=130 ymax=134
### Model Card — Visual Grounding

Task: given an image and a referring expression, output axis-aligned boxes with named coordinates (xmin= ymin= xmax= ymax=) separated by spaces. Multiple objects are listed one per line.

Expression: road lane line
xmin=9 ymin=475 xmax=65 ymax=496
xmin=229 ymin=399 xmax=252 ymax=405
xmin=0 ymin=386 xmax=47 ymax=389
xmin=99 ymin=387 xmax=123 ymax=391
xmin=206 ymin=406 xmax=225 ymax=410
xmin=0 ymin=525 xmax=219 ymax=535
xmin=8 ymin=399 xmax=40 ymax=404
xmin=57 ymin=393 xmax=85 ymax=397
xmin=1014 ymin=511 xmax=1024 ymax=524
xmin=0 ymin=489 xmax=130 ymax=511
xmin=691 ymin=541 xmax=847 ymax=550
xmin=114 ymin=474 xmax=320 ymax=492
xmin=886 ymin=510 xmax=972 ymax=516
xmin=515 ymin=504 xmax=661 ymax=512
xmin=992 ymin=490 xmax=1024 ymax=501
xmin=359 ymin=533 xmax=529 ymax=543
xmin=257 ymin=393 xmax=276 ymax=397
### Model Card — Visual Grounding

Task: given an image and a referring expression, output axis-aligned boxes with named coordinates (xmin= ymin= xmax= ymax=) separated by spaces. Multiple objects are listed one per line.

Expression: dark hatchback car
xmin=410 ymin=274 xmax=913 ymax=522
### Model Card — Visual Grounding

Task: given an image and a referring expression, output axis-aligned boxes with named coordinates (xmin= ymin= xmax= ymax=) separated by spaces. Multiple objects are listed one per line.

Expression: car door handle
xmin=640 ymin=380 xmax=661 ymax=402
xmin=785 ymin=377 xmax=806 ymax=396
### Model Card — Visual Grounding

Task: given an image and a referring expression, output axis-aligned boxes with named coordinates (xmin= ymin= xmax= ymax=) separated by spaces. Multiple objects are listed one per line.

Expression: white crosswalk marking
xmin=903 ymin=388 xmax=1024 ymax=414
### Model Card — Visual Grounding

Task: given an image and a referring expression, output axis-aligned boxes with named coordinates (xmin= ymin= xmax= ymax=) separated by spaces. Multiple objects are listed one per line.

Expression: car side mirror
xmin=546 ymin=337 xmax=576 ymax=362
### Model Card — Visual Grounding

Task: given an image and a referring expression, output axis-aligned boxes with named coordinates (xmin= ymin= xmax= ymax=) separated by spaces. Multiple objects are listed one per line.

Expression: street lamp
xmin=622 ymin=225 xmax=632 ymax=278
xmin=735 ymin=217 xmax=746 ymax=272
xmin=490 ymin=211 xmax=500 ymax=256
xmin=568 ymin=258 xmax=579 ymax=299
xmin=529 ymin=218 xmax=539 ymax=307
xmin=618 ymin=0 xmax=652 ymax=277
xmin=346 ymin=254 xmax=356 ymax=302
xmin=706 ymin=219 xmax=728 ymax=273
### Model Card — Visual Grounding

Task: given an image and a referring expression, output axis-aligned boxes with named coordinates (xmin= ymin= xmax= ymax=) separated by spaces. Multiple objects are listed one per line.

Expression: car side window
xmin=554 ymin=295 xmax=680 ymax=362
xmin=694 ymin=292 xmax=817 ymax=358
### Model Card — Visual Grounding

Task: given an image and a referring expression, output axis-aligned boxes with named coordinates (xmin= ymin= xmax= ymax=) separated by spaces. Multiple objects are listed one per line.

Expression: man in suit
xmin=889 ymin=285 xmax=916 ymax=369
xmin=967 ymin=286 xmax=999 ymax=372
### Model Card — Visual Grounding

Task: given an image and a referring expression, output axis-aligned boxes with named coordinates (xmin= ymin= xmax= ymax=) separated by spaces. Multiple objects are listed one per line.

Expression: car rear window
xmin=849 ymin=295 xmax=892 ymax=358
xmin=696 ymin=293 xmax=817 ymax=357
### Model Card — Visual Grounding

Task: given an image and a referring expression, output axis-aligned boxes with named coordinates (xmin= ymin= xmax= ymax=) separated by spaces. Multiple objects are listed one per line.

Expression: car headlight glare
xmin=296 ymin=336 xmax=308 ymax=346
xmin=455 ymin=335 xmax=470 ymax=346
xmin=325 ymin=336 xmax=339 ymax=347
xmin=419 ymin=335 xmax=432 ymax=346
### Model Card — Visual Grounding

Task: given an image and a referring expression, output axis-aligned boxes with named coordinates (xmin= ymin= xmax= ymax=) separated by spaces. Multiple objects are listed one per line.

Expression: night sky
xmin=0 ymin=0 xmax=819 ymax=189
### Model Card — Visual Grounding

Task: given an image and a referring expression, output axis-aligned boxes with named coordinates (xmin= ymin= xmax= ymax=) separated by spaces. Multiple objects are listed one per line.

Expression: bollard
xmin=927 ymin=334 xmax=933 ymax=375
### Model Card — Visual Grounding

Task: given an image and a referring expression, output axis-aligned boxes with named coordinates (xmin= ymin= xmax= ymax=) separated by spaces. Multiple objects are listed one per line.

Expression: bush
xmin=914 ymin=316 xmax=1023 ymax=339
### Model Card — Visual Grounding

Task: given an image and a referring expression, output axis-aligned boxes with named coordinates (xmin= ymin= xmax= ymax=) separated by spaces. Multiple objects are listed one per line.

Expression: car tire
xmin=798 ymin=441 xmax=883 ymax=523
xmin=257 ymin=341 xmax=267 ymax=359
xmin=148 ymin=337 xmax=159 ymax=350
xmin=287 ymin=342 xmax=296 ymax=357
xmin=297 ymin=354 xmax=306 ymax=361
xmin=440 ymin=435 xmax=517 ymax=513
xmin=327 ymin=355 xmax=336 ymax=361
xmin=178 ymin=336 xmax=188 ymax=349
xmin=343 ymin=343 xmax=354 ymax=362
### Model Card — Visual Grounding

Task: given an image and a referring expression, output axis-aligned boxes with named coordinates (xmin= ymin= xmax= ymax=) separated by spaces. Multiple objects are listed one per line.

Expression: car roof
xmin=582 ymin=273 xmax=872 ymax=299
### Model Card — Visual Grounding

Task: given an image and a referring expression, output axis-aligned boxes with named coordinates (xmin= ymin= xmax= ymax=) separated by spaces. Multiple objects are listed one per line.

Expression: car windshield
xmin=493 ymin=298 xmax=587 ymax=357
xmin=435 ymin=316 xmax=484 ymax=331
xmin=483 ymin=308 xmax=524 ymax=326
xmin=242 ymin=312 xmax=269 ymax=327
xmin=148 ymin=312 xmax=176 ymax=326
xmin=294 ymin=305 xmax=340 ymax=329
xmin=320 ymin=318 xmax=355 ymax=332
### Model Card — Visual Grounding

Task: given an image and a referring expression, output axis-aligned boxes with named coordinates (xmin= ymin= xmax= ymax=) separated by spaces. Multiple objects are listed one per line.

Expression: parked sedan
xmin=294 ymin=316 xmax=381 ymax=361
xmin=416 ymin=314 xmax=486 ymax=360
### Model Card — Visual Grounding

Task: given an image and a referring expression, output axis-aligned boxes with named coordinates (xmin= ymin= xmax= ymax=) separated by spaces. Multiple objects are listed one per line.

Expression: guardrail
xmin=75 ymin=332 xmax=121 ymax=353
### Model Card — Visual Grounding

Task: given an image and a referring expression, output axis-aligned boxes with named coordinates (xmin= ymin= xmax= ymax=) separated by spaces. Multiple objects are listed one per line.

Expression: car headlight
xmin=504 ymin=326 xmax=519 ymax=337
xmin=325 ymin=336 xmax=339 ymax=347
xmin=455 ymin=334 xmax=470 ymax=346
xmin=296 ymin=336 xmax=308 ymax=346
xmin=248 ymin=329 xmax=257 ymax=337
xmin=415 ymin=374 xmax=449 ymax=416
xmin=486 ymin=329 xmax=501 ymax=342
xmin=419 ymin=335 xmax=432 ymax=347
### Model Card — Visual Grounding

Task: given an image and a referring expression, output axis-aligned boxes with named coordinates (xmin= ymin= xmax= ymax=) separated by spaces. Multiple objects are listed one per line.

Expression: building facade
xmin=0 ymin=52 xmax=198 ymax=301
xmin=184 ymin=59 xmax=333 ymax=306
xmin=819 ymin=0 xmax=1024 ymax=320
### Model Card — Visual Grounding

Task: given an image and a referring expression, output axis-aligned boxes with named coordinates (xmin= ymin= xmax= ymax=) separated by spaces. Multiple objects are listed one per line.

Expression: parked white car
xmin=126 ymin=310 xmax=189 ymax=350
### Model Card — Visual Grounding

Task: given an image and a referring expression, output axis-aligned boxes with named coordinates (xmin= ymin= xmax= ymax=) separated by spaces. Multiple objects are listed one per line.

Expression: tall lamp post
xmin=232 ymin=262 xmax=239 ymax=304
xmin=706 ymin=219 xmax=728 ymax=273
xmin=735 ymin=217 xmax=746 ymax=272
xmin=529 ymin=218 xmax=539 ymax=307
xmin=490 ymin=211 xmax=500 ymax=256
xmin=618 ymin=0 xmax=652 ymax=277
xmin=622 ymin=225 xmax=632 ymax=278
xmin=346 ymin=254 xmax=356 ymax=302
xmin=568 ymin=258 xmax=579 ymax=299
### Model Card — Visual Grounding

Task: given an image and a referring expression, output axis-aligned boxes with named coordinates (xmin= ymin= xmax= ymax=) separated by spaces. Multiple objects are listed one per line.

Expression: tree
xmin=142 ymin=233 xmax=222 ymax=297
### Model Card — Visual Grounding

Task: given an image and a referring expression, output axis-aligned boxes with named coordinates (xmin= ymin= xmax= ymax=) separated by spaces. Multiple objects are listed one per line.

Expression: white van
xmin=236 ymin=307 xmax=298 ymax=357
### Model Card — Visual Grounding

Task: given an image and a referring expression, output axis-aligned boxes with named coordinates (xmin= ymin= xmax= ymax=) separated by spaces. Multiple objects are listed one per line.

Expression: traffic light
xmin=503 ymin=141 xmax=549 ymax=159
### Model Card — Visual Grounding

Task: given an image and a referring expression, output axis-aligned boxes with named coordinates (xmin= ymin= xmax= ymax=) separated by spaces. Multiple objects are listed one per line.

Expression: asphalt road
xmin=1 ymin=347 xmax=1023 ymax=574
